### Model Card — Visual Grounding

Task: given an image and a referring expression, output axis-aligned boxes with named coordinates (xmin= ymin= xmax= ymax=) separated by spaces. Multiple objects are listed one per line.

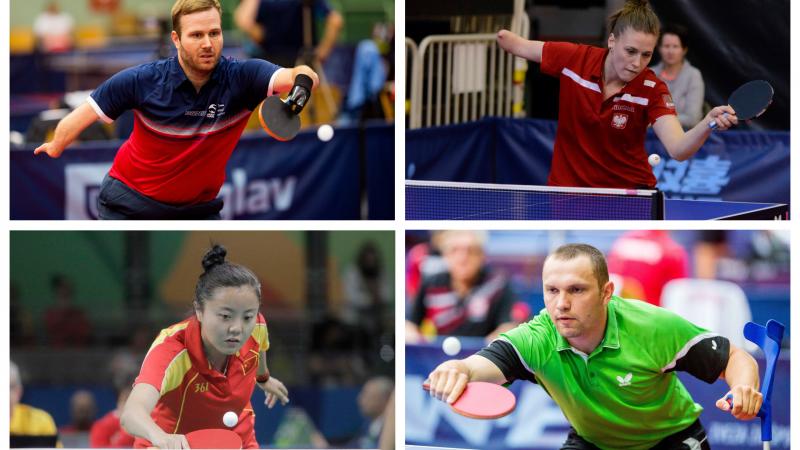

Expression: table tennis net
xmin=405 ymin=180 xmax=664 ymax=220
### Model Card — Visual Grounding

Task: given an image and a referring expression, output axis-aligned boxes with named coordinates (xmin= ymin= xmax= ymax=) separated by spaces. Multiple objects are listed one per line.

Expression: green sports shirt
xmin=478 ymin=295 xmax=729 ymax=450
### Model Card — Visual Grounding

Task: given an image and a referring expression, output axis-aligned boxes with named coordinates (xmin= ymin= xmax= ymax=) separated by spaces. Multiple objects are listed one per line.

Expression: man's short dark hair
xmin=547 ymin=243 xmax=609 ymax=289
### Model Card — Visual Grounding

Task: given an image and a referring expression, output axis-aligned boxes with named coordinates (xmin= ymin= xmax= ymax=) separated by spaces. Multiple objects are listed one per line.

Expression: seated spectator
xmin=10 ymin=361 xmax=61 ymax=448
xmin=44 ymin=274 xmax=92 ymax=347
xmin=651 ymin=24 xmax=704 ymax=129
xmin=89 ymin=378 xmax=135 ymax=448
xmin=406 ymin=230 xmax=517 ymax=343
xmin=352 ymin=376 xmax=393 ymax=448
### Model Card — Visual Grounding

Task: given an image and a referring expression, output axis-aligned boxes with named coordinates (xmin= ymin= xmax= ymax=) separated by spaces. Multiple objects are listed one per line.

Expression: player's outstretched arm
xmin=652 ymin=106 xmax=737 ymax=161
xmin=121 ymin=383 xmax=190 ymax=449
xmin=715 ymin=343 xmax=762 ymax=421
xmin=33 ymin=102 xmax=101 ymax=159
xmin=427 ymin=355 xmax=506 ymax=404
xmin=496 ymin=29 xmax=544 ymax=63
xmin=273 ymin=65 xmax=320 ymax=94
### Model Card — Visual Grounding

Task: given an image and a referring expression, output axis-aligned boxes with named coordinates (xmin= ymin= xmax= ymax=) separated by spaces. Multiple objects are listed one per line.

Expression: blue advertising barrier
xmin=406 ymin=338 xmax=790 ymax=450
xmin=11 ymin=123 xmax=394 ymax=220
xmin=406 ymin=117 xmax=790 ymax=204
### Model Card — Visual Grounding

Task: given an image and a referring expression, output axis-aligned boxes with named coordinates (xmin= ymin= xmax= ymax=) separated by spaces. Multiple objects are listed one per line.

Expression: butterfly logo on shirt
xmin=616 ymin=373 xmax=633 ymax=387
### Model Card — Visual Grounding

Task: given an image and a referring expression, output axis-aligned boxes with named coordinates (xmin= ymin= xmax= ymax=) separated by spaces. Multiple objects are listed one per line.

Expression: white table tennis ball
xmin=648 ymin=154 xmax=661 ymax=167
xmin=442 ymin=336 xmax=462 ymax=356
xmin=223 ymin=411 xmax=238 ymax=428
xmin=317 ymin=124 xmax=334 ymax=142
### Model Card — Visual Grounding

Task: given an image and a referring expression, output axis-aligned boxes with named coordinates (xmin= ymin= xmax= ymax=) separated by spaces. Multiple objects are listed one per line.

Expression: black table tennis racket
xmin=258 ymin=74 xmax=314 ymax=141
xmin=709 ymin=80 xmax=773 ymax=130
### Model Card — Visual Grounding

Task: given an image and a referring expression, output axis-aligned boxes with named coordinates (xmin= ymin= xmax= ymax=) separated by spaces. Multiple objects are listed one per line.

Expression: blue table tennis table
xmin=406 ymin=180 xmax=789 ymax=220
xmin=663 ymin=198 xmax=788 ymax=220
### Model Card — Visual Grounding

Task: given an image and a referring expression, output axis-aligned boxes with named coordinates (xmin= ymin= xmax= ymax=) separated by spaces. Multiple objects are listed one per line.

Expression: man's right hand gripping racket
xmin=258 ymin=74 xmax=314 ymax=141
xmin=709 ymin=80 xmax=774 ymax=130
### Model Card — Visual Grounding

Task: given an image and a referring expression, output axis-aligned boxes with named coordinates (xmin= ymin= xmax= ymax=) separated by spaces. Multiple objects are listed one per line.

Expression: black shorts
xmin=561 ymin=419 xmax=710 ymax=450
xmin=97 ymin=175 xmax=223 ymax=220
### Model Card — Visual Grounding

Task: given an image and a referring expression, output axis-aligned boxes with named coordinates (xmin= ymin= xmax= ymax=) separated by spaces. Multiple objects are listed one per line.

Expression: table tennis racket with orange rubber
xmin=423 ymin=381 xmax=516 ymax=419
xmin=185 ymin=429 xmax=242 ymax=449
xmin=258 ymin=74 xmax=313 ymax=141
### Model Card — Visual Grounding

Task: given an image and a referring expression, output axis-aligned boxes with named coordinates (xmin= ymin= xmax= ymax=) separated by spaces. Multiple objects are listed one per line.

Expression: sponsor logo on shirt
xmin=644 ymin=79 xmax=656 ymax=88
xmin=611 ymin=113 xmax=628 ymax=129
xmin=662 ymin=94 xmax=676 ymax=109
xmin=184 ymin=104 xmax=226 ymax=118
xmin=616 ymin=373 xmax=633 ymax=387
xmin=613 ymin=104 xmax=636 ymax=113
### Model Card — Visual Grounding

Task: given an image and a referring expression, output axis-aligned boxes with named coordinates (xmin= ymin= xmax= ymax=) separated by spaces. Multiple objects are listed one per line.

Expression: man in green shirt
xmin=426 ymin=243 xmax=762 ymax=450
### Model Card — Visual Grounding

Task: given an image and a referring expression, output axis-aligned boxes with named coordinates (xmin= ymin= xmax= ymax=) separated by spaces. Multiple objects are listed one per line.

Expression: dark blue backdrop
xmin=406 ymin=117 xmax=789 ymax=205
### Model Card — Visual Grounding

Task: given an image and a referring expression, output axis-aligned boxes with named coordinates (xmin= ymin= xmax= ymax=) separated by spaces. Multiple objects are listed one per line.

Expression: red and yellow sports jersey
xmin=133 ymin=314 xmax=270 ymax=448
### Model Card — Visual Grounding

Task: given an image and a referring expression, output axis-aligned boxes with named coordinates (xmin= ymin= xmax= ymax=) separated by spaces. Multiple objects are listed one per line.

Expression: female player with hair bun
xmin=121 ymin=245 xmax=287 ymax=449
xmin=496 ymin=0 xmax=736 ymax=189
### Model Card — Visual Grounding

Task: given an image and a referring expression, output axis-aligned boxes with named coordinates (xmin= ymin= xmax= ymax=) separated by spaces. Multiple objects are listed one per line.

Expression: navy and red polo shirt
xmin=88 ymin=56 xmax=282 ymax=205
xmin=540 ymin=42 xmax=677 ymax=188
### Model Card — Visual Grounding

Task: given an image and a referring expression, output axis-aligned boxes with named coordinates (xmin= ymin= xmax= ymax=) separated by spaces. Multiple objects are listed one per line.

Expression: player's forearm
xmin=662 ymin=118 xmax=713 ymax=161
xmin=463 ymin=355 xmax=507 ymax=384
xmin=721 ymin=345 xmax=760 ymax=390
xmin=51 ymin=102 xmax=101 ymax=150
xmin=120 ymin=403 xmax=167 ymax=444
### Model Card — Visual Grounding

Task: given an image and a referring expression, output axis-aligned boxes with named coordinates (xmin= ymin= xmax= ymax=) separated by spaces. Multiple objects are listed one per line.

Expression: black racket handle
xmin=286 ymin=74 xmax=314 ymax=115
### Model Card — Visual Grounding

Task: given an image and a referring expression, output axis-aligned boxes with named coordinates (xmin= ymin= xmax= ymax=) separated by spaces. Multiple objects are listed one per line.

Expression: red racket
xmin=423 ymin=381 xmax=516 ymax=419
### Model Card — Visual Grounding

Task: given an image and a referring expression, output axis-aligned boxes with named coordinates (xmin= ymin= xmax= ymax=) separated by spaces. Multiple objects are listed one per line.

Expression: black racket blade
xmin=258 ymin=96 xmax=301 ymax=141
xmin=728 ymin=80 xmax=774 ymax=120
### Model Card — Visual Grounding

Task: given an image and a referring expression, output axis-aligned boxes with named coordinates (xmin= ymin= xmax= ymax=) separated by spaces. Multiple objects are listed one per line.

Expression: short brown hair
xmin=546 ymin=243 xmax=609 ymax=289
xmin=607 ymin=0 xmax=660 ymax=38
xmin=171 ymin=0 xmax=222 ymax=37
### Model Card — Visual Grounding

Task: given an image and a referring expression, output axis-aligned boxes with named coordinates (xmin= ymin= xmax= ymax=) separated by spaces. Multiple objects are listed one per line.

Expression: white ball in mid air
xmin=442 ymin=336 xmax=462 ymax=356
xmin=648 ymin=154 xmax=661 ymax=167
xmin=223 ymin=411 xmax=238 ymax=428
xmin=317 ymin=124 xmax=334 ymax=142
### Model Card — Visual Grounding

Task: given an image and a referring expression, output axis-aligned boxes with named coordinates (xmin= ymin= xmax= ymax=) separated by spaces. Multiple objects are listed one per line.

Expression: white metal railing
xmin=408 ymin=2 xmax=529 ymax=128
xmin=405 ymin=37 xmax=419 ymax=121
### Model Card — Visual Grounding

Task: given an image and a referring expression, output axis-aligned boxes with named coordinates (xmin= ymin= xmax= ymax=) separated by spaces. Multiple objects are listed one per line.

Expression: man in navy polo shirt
xmin=34 ymin=0 xmax=319 ymax=219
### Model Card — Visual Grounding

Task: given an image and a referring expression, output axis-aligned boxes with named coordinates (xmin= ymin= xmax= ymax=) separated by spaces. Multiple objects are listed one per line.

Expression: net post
xmin=651 ymin=190 xmax=665 ymax=219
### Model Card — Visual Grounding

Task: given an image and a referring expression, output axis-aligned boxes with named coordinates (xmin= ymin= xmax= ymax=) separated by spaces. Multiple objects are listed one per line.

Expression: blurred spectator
xmin=607 ymin=230 xmax=689 ymax=306
xmin=693 ymin=231 xmax=729 ymax=279
xmin=11 ymin=282 xmax=34 ymax=347
xmin=89 ymin=377 xmax=135 ymax=448
xmin=406 ymin=230 xmax=517 ymax=343
xmin=338 ymin=24 xmax=394 ymax=125
xmin=352 ymin=376 xmax=393 ymax=448
xmin=60 ymin=390 xmax=97 ymax=434
xmin=33 ymin=1 xmax=74 ymax=53
xmin=272 ymin=407 xmax=329 ymax=448
xmin=309 ymin=316 xmax=368 ymax=386
xmin=44 ymin=274 xmax=92 ymax=347
xmin=651 ymin=24 xmax=704 ymax=129
xmin=234 ymin=0 xmax=344 ymax=67
xmin=405 ymin=231 xmax=447 ymax=301
xmin=378 ymin=390 xmax=394 ymax=450
xmin=10 ymin=361 xmax=61 ymax=448
xmin=341 ymin=241 xmax=392 ymax=346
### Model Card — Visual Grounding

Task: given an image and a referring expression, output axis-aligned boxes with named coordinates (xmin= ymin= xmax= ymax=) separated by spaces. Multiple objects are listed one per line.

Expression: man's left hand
xmin=715 ymin=385 xmax=763 ymax=420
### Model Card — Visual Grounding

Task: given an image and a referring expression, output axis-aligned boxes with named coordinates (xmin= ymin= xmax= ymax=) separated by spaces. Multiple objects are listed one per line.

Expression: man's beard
xmin=180 ymin=46 xmax=220 ymax=75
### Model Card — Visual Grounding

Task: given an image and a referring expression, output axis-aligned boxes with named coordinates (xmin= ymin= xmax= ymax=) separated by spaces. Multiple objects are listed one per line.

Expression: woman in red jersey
xmin=121 ymin=245 xmax=288 ymax=449
xmin=496 ymin=0 xmax=737 ymax=189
